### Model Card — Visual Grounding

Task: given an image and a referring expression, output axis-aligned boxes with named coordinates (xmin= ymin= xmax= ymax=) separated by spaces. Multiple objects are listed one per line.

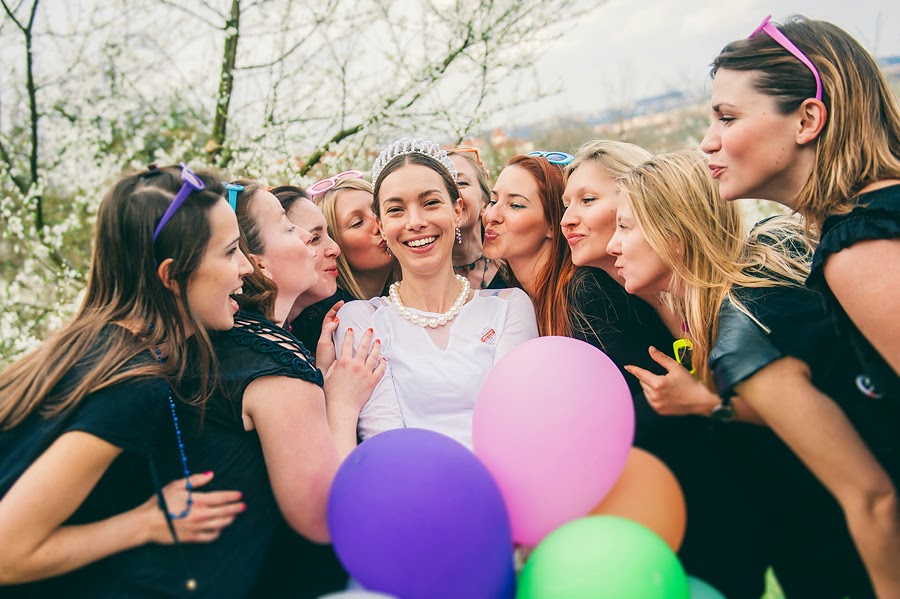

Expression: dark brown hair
xmin=270 ymin=185 xmax=310 ymax=214
xmin=0 ymin=165 xmax=225 ymax=429
xmin=372 ymin=153 xmax=460 ymax=217
xmin=228 ymin=181 xmax=279 ymax=320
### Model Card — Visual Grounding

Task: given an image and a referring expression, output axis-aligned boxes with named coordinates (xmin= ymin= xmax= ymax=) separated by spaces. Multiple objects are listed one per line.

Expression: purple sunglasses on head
xmin=152 ymin=163 xmax=206 ymax=244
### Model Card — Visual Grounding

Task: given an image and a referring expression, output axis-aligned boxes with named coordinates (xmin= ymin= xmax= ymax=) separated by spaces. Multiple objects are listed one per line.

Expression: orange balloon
xmin=589 ymin=448 xmax=686 ymax=551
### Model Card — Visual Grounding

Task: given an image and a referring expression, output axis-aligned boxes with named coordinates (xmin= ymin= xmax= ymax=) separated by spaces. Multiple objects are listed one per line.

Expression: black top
xmin=289 ymin=287 xmax=357 ymax=358
xmin=807 ymin=183 xmax=900 ymax=400
xmin=712 ymin=284 xmax=900 ymax=484
xmin=567 ymin=267 xmax=689 ymax=448
xmin=0 ymin=328 xmax=178 ymax=597
xmin=174 ymin=311 xmax=340 ymax=598
xmin=563 ymin=268 xmax=768 ymax=595
xmin=5 ymin=313 xmax=341 ymax=598
xmin=484 ymin=266 xmax=512 ymax=291
xmin=709 ymin=282 xmax=886 ymax=597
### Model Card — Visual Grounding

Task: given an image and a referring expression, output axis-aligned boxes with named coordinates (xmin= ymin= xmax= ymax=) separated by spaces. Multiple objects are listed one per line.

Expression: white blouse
xmin=334 ymin=287 xmax=538 ymax=449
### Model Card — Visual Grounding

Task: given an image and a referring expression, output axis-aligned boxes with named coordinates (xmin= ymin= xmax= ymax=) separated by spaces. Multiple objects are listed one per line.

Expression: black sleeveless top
xmin=807 ymin=184 xmax=900 ymax=401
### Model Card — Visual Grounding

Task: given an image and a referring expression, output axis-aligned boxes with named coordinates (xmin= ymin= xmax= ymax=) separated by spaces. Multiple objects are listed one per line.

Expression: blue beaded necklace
xmin=151 ymin=324 xmax=193 ymax=520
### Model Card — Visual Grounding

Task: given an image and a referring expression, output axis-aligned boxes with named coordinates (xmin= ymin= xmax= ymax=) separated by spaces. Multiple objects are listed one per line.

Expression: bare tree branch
xmin=153 ymin=0 xmax=221 ymax=28
xmin=0 ymin=136 xmax=29 ymax=193
xmin=2 ymin=0 xmax=42 ymax=229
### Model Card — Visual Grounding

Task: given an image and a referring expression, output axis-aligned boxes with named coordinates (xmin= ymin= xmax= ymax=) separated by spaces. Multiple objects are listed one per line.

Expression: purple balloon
xmin=328 ymin=428 xmax=515 ymax=599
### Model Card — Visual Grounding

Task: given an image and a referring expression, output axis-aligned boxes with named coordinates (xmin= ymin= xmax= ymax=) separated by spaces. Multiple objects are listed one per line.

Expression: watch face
xmin=711 ymin=404 xmax=735 ymax=423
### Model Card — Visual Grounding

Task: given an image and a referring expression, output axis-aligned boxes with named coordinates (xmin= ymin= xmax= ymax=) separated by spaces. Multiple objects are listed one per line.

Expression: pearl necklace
xmin=388 ymin=274 xmax=471 ymax=328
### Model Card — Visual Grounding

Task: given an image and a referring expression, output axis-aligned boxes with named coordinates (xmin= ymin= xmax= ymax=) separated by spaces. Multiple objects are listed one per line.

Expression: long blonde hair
xmin=618 ymin=151 xmax=809 ymax=386
xmin=565 ymin=140 xmax=654 ymax=343
xmin=316 ymin=177 xmax=384 ymax=300
xmin=711 ymin=15 xmax=900 ymax=229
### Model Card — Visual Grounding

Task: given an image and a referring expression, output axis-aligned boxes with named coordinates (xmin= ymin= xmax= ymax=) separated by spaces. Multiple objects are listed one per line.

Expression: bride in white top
xmin=335 ymin=139 xmax=538 ymax=448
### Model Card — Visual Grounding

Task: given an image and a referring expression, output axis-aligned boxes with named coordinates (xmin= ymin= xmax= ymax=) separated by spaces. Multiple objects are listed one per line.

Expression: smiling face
xmin=185 ymin=198 xmax=255 ymax=330
xmin=700 ymin=68 xmax=809 ymax=205
xmin=606 ymin=199 xmax=671 ymax=295
xmin=450 ymin=154 xmax=486 ymax=233
xmin=482 ymin=165 xmax=552 ymax=263
xmin=377 ymin=163 xmax=461 ymax=277
xmin=561 ymin=162 xmax=621 ymax=272
xmin=286 ymin=197 xmax=341 ymax=302
xmin=248 ymin=190 xmax=318 ymax=302
xmin=334 ymin=188 xmax=393 ymax=273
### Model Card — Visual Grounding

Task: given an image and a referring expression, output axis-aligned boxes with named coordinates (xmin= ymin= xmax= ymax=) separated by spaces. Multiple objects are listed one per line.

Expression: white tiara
xmin=371 ymin=138 xmax=458 ymax=187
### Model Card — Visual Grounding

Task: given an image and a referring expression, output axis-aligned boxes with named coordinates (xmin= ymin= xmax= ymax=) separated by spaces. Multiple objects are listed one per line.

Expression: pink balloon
xmin=472 ymin=336 xmax=634 ymax=546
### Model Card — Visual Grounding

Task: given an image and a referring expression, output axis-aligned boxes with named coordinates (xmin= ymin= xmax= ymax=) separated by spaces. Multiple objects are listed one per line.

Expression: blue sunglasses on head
xmin=527 ymin=150 xmax=575 ymax=166
xmin=224 ymin=183 xmax=244 ymax=211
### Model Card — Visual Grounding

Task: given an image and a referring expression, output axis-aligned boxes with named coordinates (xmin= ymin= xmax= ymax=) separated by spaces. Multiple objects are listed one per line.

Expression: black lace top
xmin=807 ymin=184 xmax=900 ymax=400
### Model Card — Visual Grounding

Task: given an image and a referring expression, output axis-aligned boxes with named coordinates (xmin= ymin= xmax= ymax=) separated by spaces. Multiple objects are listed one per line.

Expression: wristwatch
xmin=710 ymin=395 xmax=735 ymax=423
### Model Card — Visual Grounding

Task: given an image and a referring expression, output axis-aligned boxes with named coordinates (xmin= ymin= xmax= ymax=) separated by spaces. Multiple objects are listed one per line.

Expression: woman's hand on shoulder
xmin=625 ymin=346 xmax=719 ymax=417
xmin=314 ymin=300 xmax=345 ymax=373
xmin=141 ymin=471 xmax=245 ymax=544
xmin=323 ymin=326 xmax=386 ymax=415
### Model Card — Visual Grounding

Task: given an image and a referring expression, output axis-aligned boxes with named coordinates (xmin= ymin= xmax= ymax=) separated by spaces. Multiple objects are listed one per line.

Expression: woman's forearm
xmin=842 ymin=486 xmax=900 ymax=596
xmin=0 ymin=505 xmax=152 ymax=584
xmin=326 ymin=402 xmax=361 ymax=461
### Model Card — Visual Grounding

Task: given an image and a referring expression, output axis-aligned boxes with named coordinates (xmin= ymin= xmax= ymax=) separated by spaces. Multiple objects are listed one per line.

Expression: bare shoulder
xmin=824 ymin=238 xmax=900 ymax=300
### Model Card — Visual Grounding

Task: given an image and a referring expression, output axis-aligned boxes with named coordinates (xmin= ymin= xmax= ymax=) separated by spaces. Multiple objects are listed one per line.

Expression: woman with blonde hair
xmin=701 ymin=15 xmax=900 ymax=402
xmin=611 ymin=150 xmax=898 ymax=597
xmin=314 ymin=176 xmax=395 ymax=301
xmin=563 ymin=141 xmax=764 ymax=595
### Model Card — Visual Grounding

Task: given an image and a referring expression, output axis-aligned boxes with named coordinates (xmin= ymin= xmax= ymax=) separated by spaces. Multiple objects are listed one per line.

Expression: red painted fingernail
xmin=240 ymin=503 xmax=247 ymax=512
xmin=204 ymin=471 xmax=213 ymax=477
xmin=332 ymin=317 xmax=339 ymax=323
xmin=375 ymin=339 xmax=381 ymax=344
xmin=348 ymin=327 xmax=353 ymax=332
xmin=367 ymin=328 xmax=373 ymax=333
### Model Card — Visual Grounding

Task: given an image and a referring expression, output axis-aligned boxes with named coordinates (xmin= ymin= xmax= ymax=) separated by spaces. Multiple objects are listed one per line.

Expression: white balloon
xmin=319 ymin=591 xmax=397 ymax=599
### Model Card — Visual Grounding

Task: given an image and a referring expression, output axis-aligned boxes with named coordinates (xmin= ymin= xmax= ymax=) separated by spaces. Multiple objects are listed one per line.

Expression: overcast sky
xmin=503 ymin=0 xmax=900 ymax=125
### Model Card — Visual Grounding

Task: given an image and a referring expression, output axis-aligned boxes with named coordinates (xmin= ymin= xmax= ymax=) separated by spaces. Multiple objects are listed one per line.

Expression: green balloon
xmin=517 ymin=516 xmax=689 ymax=599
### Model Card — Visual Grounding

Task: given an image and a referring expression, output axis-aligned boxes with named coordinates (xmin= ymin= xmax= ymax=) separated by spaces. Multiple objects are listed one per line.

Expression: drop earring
xmin=455 ymin=226 xmax=462 ymax=244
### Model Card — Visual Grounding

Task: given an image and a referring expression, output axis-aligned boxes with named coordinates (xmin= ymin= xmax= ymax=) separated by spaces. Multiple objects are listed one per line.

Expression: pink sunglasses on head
xmin=749 ymin=15 xmax=822 ymax=101
xmin=307 ymin=170 xmax=365 ymax=199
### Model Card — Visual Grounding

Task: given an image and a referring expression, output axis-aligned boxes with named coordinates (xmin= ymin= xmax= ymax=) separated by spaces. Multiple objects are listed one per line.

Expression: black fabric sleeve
xmin=207 ymin=312 xmax=325 ymax=427
xmin=63 ymin=376 xmax=169 ymax=454
xmin=808 ymin=185 xmax=900 ymax=292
